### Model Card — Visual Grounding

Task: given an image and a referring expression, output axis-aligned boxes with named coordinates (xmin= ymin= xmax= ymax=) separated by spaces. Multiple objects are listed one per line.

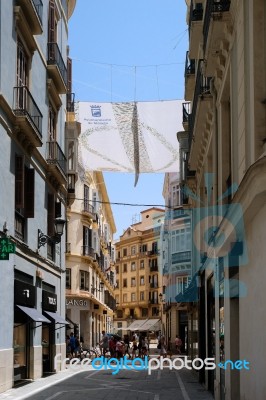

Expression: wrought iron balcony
xmin=47 ymin=43 xmax=67 ymax=93
xmin=150 ymin=282 xmax=158 ymax=289
xmin=66 ymin=92 xmax=75 ymax=112
xmin=13 ymin=86 xmax=43 ymax=146
xmin=46 ymin=141 xmax=67 ymax=180
xmin=203 ymin=0 xmax=231 ymax=53
xmin=82 ymin=245 xmax=95 ymax=258
xmin=189 ymin=2 xmax=203 ymax=30
xmin=83 ymin=201 xmax=94 ymax=215
xmin=150 ymin=264 xmax=159 ymax=272
xmin=188 ymin=61 xmax=212 ymax=150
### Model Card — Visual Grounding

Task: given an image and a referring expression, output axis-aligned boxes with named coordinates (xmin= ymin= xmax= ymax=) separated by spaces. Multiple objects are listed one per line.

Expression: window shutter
xmin=48 ymin=0 xmax=56 ymax=43
xmin=55 ymin=201 xmax=61 ymax=218
xmin=92 ymin=229 xmax=100 ymax=255
xmin=15 ymin=155 xmax=24 ymax=209
xmin=24 ymin=167 xmax=35 ymax=218
xmin=92 ymin=190 xmax=98 ymax=213
xmin=67 ymin=57 xmax=72 ymax=93
xmin=47 ymin=193 xmax=55 ymax=236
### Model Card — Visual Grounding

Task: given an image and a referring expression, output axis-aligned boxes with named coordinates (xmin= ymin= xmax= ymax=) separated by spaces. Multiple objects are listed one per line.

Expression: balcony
xmin=149 ymin=299 xmax=158 ymax=305
xmin=67 ymin=173 xmax=76 ymax=203
xmin=172 ymin=251 xmax=191 ymax=264
xmin=188 ymin=2 xmax=203 ymax=59
xmin=184 ymin=51 xmax=195 ymax=101
xmin=16 ymin=0 xmax=43 ymax=34
xmin=203 ymin=0 xmax=231 ymax=75
xmin=182 ymin=102 xmax=191 ymax=131
xmin=82 ymin=245 xmax=95 ymax=258
xmin=150 ymin=282 xmax=158 ymax=289
xmin=188 ymin=61 xmax=212 ymax=166
xmin=13 ymin=86 xmax=43 ymax=147
xmin=47 ymin=43 xmax=67 ymax=94
xmin=46 ymin=141 xmax=67 ymax=184
xmin=83 ymin=201 xmax=95 ymax=217
xmin=150 ymin=264 xmax=159 ymax=272
xmin=148 ymin=249 xmax=159 ymax=256
xmin=67 ymin=93 xmax=75 ymax=112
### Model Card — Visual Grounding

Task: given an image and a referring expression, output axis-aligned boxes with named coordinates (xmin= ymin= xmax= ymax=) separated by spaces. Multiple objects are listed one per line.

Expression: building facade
xmin=0 ymin=0 xmax=76 ymax=392
xmin=182 ymin=0 xmax=266 ymax=398
xmin=66 ymin=170 xmax=116 ymax=348
xmin=114 ymin=208 xmax=164 ymax=335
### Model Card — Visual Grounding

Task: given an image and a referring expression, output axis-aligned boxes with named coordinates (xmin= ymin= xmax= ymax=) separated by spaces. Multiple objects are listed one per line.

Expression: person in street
xmin=132 ymin=335 xmax=138 ymax=359
xmin=100 ymin=330 xmax=109 ymax=357
xmin=174 ymin=335 xmax=182 ymax=354
xmin=159 ymin=335 xmax=167 ymax=358
xmin=69 ymin=332 xmax=76 ymax=358
xmin=108 ymin=336 xmax=116 ymax=358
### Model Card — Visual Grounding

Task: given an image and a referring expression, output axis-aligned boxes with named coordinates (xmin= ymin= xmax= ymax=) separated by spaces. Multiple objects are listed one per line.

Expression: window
xmin=84 ymin=184 xmax=90 ymax=212
xmin=15 ymin=155 xmax=35 ymax=241
xmin=118 ymin=251 xmax=121 ymax=259
xmin=66 ymin=269 xmax=71 ymax=289
xmin=116 ymin=265 xmax=119 ymax=274
xmin=152 ymin=307 xmax=159 ymax=316
xmin=115 ymin=295 xmax=119 ymax=305
xmin=140 ymin=291 xmax=145 ymax=301
xmin=116 ymin=310 xmax=123 ymax=318
xmin=48 ymin=103 xmax=57 ymax=141
xmin=142 ymin=308 xmax=148 ymax=317
xmin=131 ymin=262 xmax=136 ymax=271
xmin=131 ymin=293 xmax=136 ymax=301
xmin=123 ymin=279 xmax=127 ymax=288
xmin=123 ymin=293 xmax=127 ymax=302
xmin=176 ymin=276 xmax=190 ymax=294
xmin=171 ymin=226 xmax=191 ymax=253
xmin=80 ymin=270 xmax=90 ymax=291
xmin=83 ymin=226 xmax=92 ymax=256
xmin=152 ymin=242 xmax=158 ymax=254
xmin=139 ymin=244 xmax=147 ymax=253
xmin=131 ymin=277 xmax=136 ymax=287
xmin=123 ymin=264 xmax=127 ymax=273
xmin=131 ymin=246 xmax=136 ymax=255
xmin=48 ymin=0 xmax=58 ymax=44
xmin=116 ymin=280 xmax=119 ymax=289
xmin=140 ymin=276 xmax=145 ymax=285
xmin=140 ymin=260 xmax=144 ymax=269
xmin=123 ymin=248 xmax=127 ymax=257
xmin=172 ymin=184 xmax=181 ymax=207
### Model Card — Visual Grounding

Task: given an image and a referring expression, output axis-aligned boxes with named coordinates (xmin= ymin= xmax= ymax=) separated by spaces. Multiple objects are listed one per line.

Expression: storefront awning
xmin=16 ymin=305 xmax=51 ymax=323
xmin=44 ymin=311 xmax=69 ymax=324
xmin=127 ymin=319 xmax=148 ymax=331
xmin=138 ymin=318 xmax=160 ymax=331
xmin=66 ymin=317 xmax=78 ymax=327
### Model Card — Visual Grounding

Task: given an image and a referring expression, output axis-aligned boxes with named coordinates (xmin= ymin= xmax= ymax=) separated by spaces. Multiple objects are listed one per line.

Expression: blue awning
xmin=16 ymin=305 xmax=51 ymax=323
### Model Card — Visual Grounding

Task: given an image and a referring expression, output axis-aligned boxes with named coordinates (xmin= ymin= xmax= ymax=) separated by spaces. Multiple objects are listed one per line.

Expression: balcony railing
xmin=13 ymin=86 xmax=42 ymax=137
xmin=150 ymin=282 xmax=158 ymax=289
xmin=68 ymin=173 xmax=75 ymax=194
xmin=184 ymin=51 xmax=195 ymax=77
xmin=148 ymin=249 xmax=159 ymax=256
xmin=188 ymin=61 xmax=211 ymax=149
xmin=189 ymin=2 xmax=203 ymax=31
xmin=182 ymin=102 xmax=191 ymax=124
xmin=172 ymin=251 xmax=191 ymax=264
xmin=82 ymin=245 xmax=95 ymax=258
xmin=46 ymin=141 xmax=67 ymax=175
xmin=83 ymin=201 xmax=94 ymax=214
xmin=66 ymin=92 xmax=75 ymax=112
xmin=150 ymin=264 xmax=159 ymax=272
xmin=149 ymin=299 xmax=159 ymax=305
xmin=203 ymin=0 xmax=231 ymax=53
xmin=47 ymin=42 xmax=67 ymax=87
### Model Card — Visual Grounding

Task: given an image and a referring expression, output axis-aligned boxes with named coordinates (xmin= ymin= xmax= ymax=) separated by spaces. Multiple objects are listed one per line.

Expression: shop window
xmin=66 ymin=269 xmax=71 ymax=289
xmin=13 ymin=324 xmax=27 ymax=381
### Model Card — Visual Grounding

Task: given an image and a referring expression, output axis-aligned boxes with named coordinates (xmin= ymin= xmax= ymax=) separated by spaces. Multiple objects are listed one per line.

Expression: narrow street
xmin=16 ymin=368 xmax=213 ymax=400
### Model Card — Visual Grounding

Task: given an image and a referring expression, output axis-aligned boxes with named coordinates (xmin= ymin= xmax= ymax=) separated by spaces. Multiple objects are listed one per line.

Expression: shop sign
xmin=42 ymin=291 xmax=57 ymax=311
xmin=0 ymin=238 xmax=16 ymax=260
xmin=66 ymin=299 xmax=88 ymax=307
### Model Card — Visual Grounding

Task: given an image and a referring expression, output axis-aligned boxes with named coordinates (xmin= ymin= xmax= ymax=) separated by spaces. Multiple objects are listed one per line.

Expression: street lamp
xmin=38 ymin=218 xmax=66 ymax=249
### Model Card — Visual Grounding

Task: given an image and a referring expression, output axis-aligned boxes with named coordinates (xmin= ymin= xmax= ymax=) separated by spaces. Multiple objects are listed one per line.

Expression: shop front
xmin=42 ymin=291 xmax=68 ymax=375
xmin=14 ymin=279 xmax=50 ymax=384
xmin=66 ymin=297 xmax=92 ymax=348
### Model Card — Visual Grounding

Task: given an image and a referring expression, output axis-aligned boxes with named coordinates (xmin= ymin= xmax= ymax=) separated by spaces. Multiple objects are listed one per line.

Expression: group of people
xmin=66 ymin=332 xmax=81 ymax=358
xmin=157 ymin=334 xmax=183 ymax=358
xmin=99 ymin=331 xmax=150 ymax=359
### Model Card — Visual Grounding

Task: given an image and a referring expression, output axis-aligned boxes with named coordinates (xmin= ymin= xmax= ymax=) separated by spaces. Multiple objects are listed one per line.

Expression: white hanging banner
xmin=77 ymin=100 xmax=183 ymax=184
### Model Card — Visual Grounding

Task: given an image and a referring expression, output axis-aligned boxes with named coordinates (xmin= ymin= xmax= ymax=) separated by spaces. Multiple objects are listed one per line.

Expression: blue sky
xmin=68 ymin=0 xmax=188 ymax=238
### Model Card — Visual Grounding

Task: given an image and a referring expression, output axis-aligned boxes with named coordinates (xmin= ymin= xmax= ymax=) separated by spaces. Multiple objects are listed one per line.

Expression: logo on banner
xmin=90 ymin=105 xmax=101 ymax=117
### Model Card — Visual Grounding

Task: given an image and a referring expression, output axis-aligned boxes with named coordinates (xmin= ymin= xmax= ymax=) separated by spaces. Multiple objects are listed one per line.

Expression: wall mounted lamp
xmin=38 ymin=218 xmax=66 ymax=249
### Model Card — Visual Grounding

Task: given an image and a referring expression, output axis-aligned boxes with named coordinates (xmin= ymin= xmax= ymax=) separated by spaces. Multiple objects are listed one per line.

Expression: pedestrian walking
xmin=174 ymin=335 xmax=182 ymax=354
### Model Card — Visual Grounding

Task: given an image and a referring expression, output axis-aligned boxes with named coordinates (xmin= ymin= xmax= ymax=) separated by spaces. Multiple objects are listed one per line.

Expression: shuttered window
xmin=15 ymin=155 xmax=35 ymax=218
